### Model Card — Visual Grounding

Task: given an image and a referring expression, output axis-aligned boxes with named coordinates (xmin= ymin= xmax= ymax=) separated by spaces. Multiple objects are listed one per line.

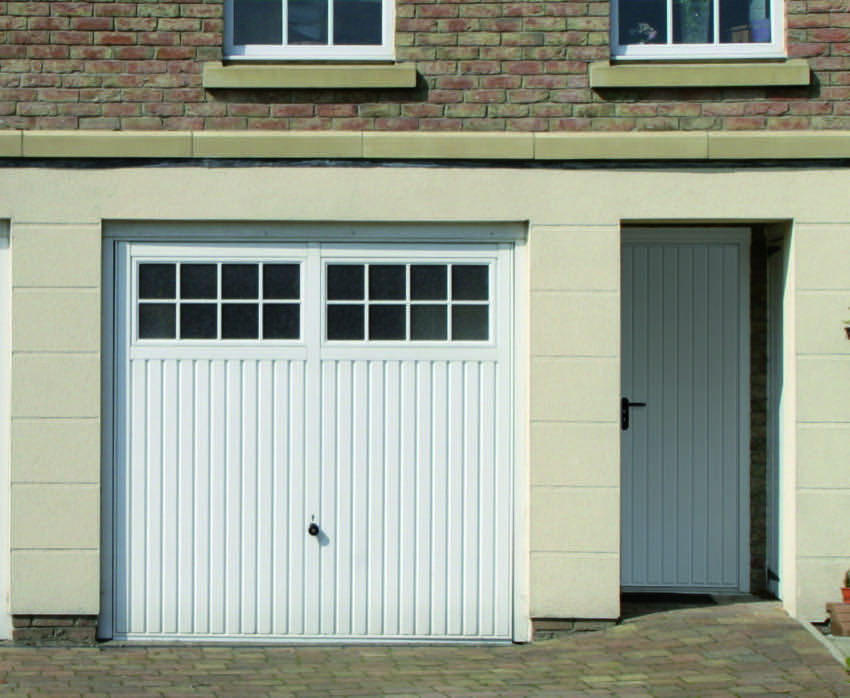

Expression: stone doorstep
xmin=825 ymin=603 xmax=850 ymax=637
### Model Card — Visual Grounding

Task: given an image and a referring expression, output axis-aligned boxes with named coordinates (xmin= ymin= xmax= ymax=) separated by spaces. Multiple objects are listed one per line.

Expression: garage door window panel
xmin=325 ymin=262 xmax=491 ymax=343
xmin=136 ymin=261 xmax=302 ymax=343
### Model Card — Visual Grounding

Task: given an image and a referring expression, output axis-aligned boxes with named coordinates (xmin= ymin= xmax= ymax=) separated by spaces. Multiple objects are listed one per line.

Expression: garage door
xmin=109 ymin=241 xmax=514 ymax=641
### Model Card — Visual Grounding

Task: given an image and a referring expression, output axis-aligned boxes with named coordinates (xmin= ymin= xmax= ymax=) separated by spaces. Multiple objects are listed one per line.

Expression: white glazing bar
xmin=667 ymin=0 xmax=674 ymax=44
xmin=713 ymin=0 xmax=720 ymax=43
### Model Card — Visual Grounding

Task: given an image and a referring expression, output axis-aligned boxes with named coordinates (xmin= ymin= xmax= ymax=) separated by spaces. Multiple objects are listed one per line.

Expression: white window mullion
xmin=327 ymin=0 xmax=334 ymax=46
xmin=281 ymin=0 xmax=289 ymax=47
xmin=666 ymin=0 xmax=674 ymax=46
xmin=713 ymin=0 xmax=720 ymax=44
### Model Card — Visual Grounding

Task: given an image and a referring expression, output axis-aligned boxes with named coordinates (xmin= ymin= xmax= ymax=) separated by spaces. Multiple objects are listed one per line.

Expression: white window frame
xmin=611 ymin=0 xmax=785 ymax=60
xmin=224 ymin=0 xmax=395 ymax=61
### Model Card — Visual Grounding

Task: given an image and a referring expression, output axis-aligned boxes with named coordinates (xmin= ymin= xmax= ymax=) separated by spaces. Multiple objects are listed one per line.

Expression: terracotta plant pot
xmin=842 ymin=587 xmax=850 ymax=603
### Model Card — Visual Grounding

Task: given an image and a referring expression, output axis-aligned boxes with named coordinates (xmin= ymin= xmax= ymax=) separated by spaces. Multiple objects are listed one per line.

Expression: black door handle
xmin=308 ymin=523 xmax=320 ymax=536
xmin=621 ymin=397 xmax=647 ymax=431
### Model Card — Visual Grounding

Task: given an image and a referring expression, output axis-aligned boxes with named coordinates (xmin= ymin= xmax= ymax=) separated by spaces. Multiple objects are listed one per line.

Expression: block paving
xmin=0 ymin=601 xmax=847 ymax=696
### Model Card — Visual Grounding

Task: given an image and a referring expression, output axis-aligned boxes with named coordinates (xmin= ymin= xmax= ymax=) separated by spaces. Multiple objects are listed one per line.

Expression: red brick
xmin=28 ymin=45 xmax=70 ymax=59
xmin=93 ymin=4 xmax=136 ymax=18
xmin=30 ymin=17 xmax=70 ymax=30
xmin=71 ymin=17 xmax=112 ymax=31
xmin=115 ymin=17 xmax=157 ymax=31
xmin=467 ymin=89 xmax=506 ymax=103
xmin=8 ymin=2 xmax=50 ymax=16
xmin=51 ymin=3 xmax=93 ymax=17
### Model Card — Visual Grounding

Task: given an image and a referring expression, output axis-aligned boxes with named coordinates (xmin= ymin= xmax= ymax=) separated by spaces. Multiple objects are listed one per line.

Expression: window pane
xmin=180 ymin=264 xmax=217 ymax=300
xmin=233 ymin=0 xmax=283 ymax=44
xmin=719 ymin=0 xmax=770 ymax=43
xmin=369 ymin=305 xmax=405 ymax=340
xmin=327 ymin=265 xmax=364 ymax=300
xmin=411 ymin=305 xmax=447 ymax=340
xmin=334 ymin=0 xmax=382 ymax=45
xmin=263 ymin=304 xmax=300 ymax=339
xmin=452 ymin=305 xmax=488 ymax=341
xmin=618 ymin=0 xmax=666 ymax=44
xmin=327 ymin=305 xmax=364 ymax=340
xmin=369 ymin=265 xmax=405 ymax=300
xmin=288 ymin=0 xmax=328 ymax=44
xmin=139 ymin=264 xmax=175 ymax=300
xmin=139 ymin=303 xmax=176 ymax=339
xmin=263 ymin=264 xmax=300 ymax=300
xmin=673 ymin=0 xmax=713 ymax=43
xmin=222 ymin=303 xmax=258 ymax=339
xmin=180 ymin=304 xmax=217 ymax=339
xmin=411 ymin=265 xmax=447 ymax=301
xmin=222 ymin=264 xmax=258 ymax=300
xmin=452 ymin=265 xmax=488 ymax=301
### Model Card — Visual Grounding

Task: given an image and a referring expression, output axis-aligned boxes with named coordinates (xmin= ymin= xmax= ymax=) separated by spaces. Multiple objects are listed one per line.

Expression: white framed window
xmin=224 ymin=0 xmax=394 ymax=60
xmin=612 ymin=0 xmax=784 ymax=59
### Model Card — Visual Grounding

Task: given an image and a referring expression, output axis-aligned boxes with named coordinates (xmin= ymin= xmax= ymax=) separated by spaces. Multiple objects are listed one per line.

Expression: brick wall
xmin=0 ymin=0 xmax=846 ymax=131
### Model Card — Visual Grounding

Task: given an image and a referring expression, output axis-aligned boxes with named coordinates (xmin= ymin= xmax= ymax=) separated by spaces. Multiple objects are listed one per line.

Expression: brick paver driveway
xmin=1 ymin=602 xmax=848 ymax=696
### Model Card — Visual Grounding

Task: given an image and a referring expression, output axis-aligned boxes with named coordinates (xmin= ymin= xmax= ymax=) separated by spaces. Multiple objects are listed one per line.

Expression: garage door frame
xmin=99 ymin=222 xmax=530 ymax=642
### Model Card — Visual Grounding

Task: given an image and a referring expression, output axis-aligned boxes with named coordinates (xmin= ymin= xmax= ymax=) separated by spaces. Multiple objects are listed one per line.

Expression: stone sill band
xmin=202 ymin=62 xmax=418 ymax=89
xmin=589 ymin=59 xmax=810 ymax=88
xmin=1 ymin=130 xmax=849 ymax=160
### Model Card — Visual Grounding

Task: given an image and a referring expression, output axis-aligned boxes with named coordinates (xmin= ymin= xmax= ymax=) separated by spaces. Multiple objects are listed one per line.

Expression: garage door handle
xmin=621 ymin=397 xmax=647 ymax=431
xmin=308 ymin=523 xmax=320 ymax=536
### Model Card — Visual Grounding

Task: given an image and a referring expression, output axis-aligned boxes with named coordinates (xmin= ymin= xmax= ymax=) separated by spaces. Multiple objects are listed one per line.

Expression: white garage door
xmin=109 ymin=241 xmax=514 ymax=641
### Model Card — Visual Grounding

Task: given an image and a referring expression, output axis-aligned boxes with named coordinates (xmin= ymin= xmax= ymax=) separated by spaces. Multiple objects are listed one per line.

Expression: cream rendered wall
xmin=792 ymin=223 xmax=850 ymax=621
xmin=529 ymin=225 xmax=621 ymax=619
xmin=10 ymin=223 xmax=100 ymax=614
xmin=1 ymin=164 xmax=849 ymax=622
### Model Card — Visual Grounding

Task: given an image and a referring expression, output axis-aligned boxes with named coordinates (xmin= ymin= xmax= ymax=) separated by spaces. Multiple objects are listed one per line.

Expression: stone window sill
xmin=589 ymin=59 xmax=810 ymax=88
xmin=202 ymin=61 xmax=417 ymax=89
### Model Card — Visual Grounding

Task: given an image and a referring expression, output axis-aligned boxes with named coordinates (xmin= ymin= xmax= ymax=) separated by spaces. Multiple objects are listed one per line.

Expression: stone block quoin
xmin=0 ymin=1 xmax=843 ymax=131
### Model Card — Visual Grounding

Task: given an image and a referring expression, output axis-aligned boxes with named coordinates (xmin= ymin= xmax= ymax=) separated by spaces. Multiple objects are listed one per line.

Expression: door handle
xmin=621 ymin=397 xmax=646 ymax=431
xmin=308 ymin=522 xmax=320 ymax=537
